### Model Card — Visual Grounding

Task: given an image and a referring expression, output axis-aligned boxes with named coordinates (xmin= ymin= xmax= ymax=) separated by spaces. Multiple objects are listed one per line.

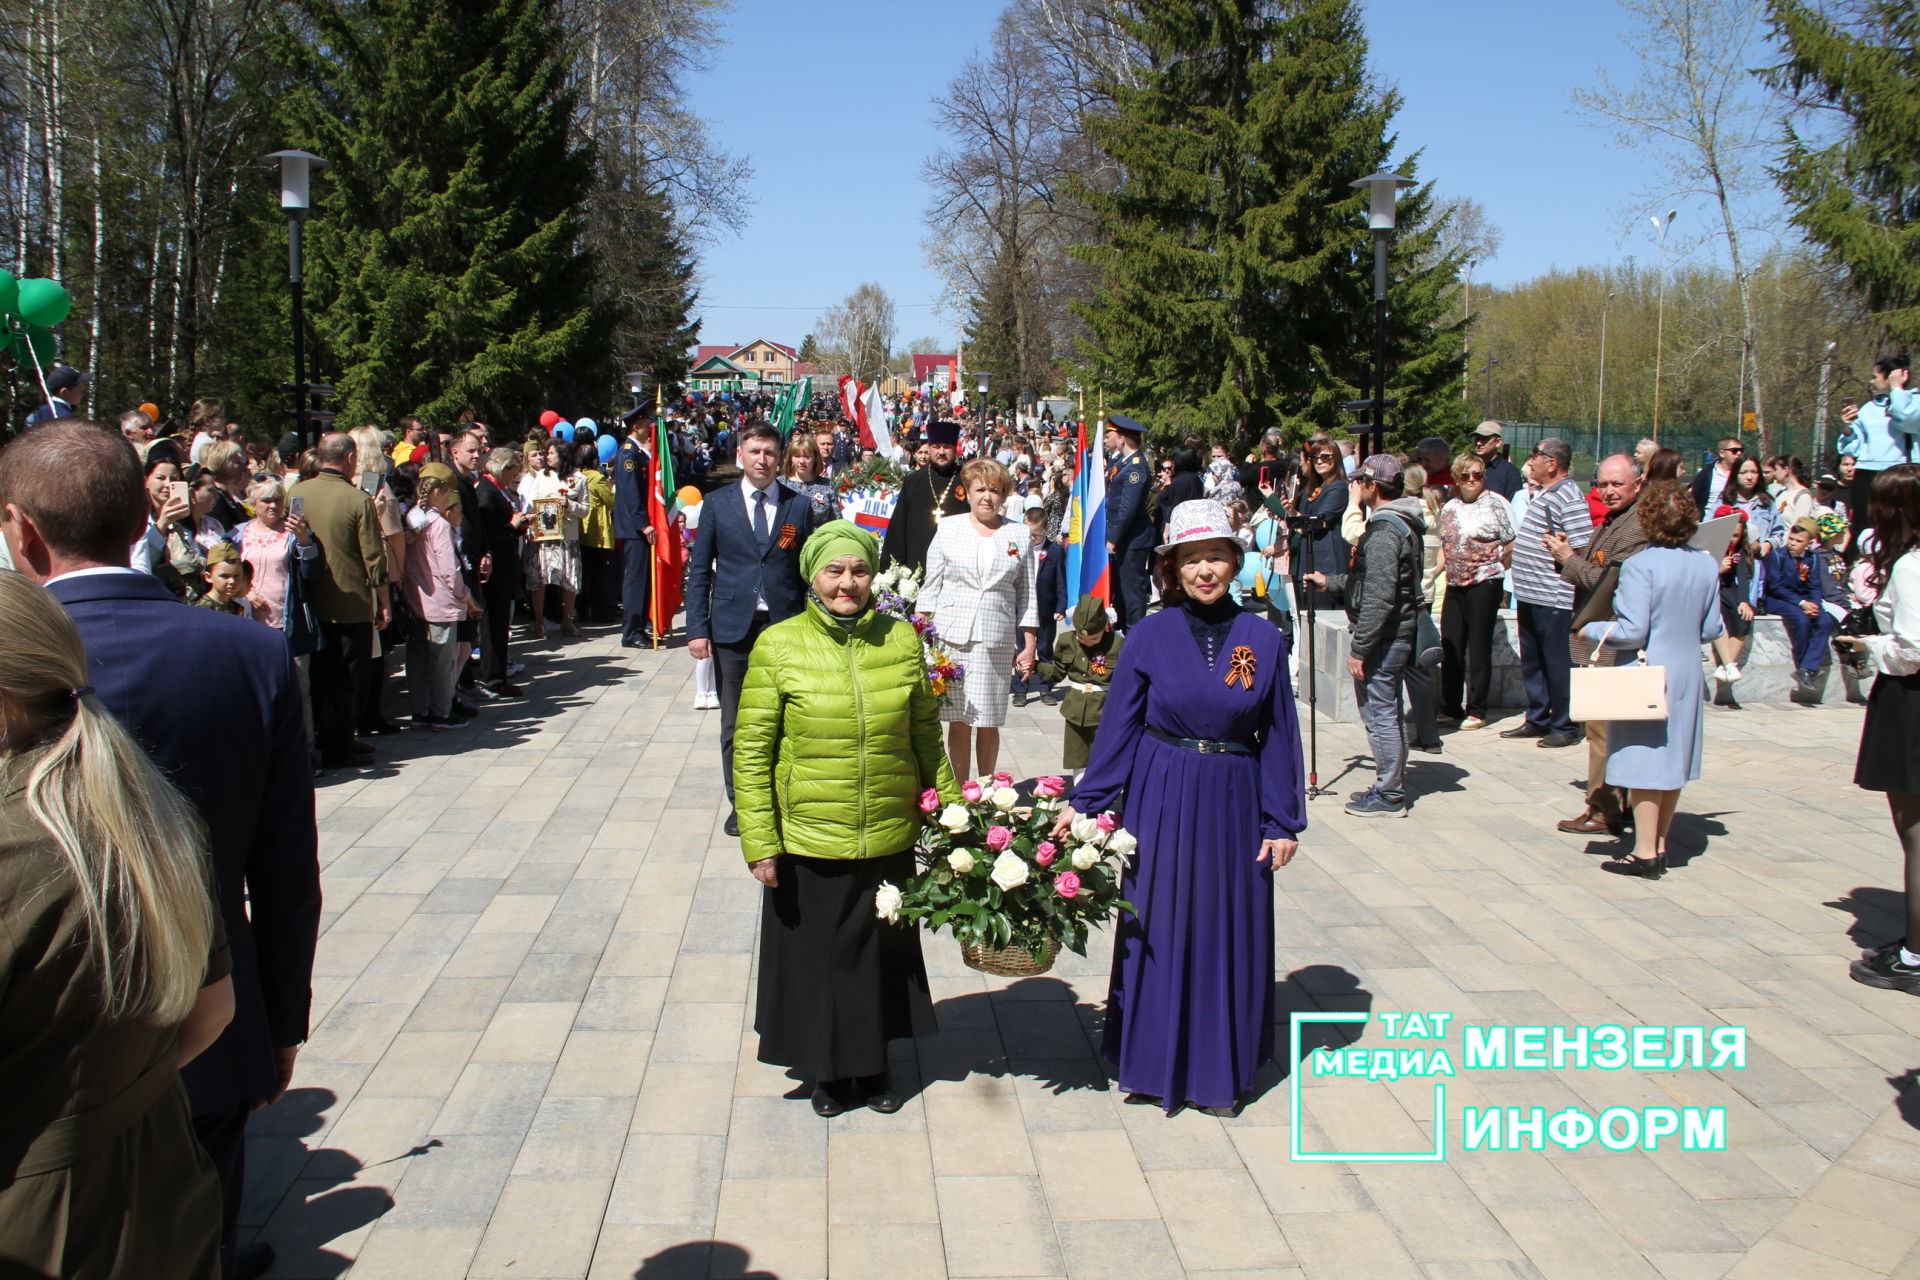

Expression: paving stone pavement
xmin=246 ymin=625 xmax=1920 ymax=1280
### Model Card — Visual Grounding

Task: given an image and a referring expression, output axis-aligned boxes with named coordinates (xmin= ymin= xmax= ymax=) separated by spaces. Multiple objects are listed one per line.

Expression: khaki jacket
xmin=290 ymin=471 xmax=385 ymax=624
xmin=1038 ymin=630 xmax=1125 ymax=728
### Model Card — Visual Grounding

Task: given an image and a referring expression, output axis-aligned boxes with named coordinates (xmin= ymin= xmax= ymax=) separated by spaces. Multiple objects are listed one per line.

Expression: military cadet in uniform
xmin=1103 ymin=414 xmax=1153 ymax=629
xmin=880 ymin=419 xmax=968 ymax=574
xmin=614 ymin=408 xmax=655 ymax=647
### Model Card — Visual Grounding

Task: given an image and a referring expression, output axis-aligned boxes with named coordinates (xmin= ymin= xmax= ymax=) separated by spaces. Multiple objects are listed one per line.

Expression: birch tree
xmin=1573 ymin=0 xmax=1780 ymax=446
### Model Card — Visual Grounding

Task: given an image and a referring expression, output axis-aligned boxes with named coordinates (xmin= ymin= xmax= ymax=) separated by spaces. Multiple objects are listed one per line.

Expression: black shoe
xmin=1499 ymin=724 xmax=1546 ymax=739
xmin=1122 ymin=1091 xmax=1162 ymax=1107
xmin=236 ymin=1242 xmax=277 ymax=1280
xmin=724 ymin=810 xmax=740 ymax=837
xmin=447 ymin=702 xmax=476 ymax=721
xmin=1194 ymin=1101 xmax=1240 ymax=1118
xmin=1600 ymin=852 xmax=1666 ymax=879
xmin=811 ymin=1079 xmax=855 ymax=1117
xmin=318 ymin=752 xmax=360 ymax=770
xmin=362 ymin=719 xmax=403 ymax=736
xmin=1013 ymin=691 xmax=1029 ymax=707
xmin=857 ymin=1074 xmax=904 ymax=1113
xmin=1409 ymin=740 xmax=1444 ymax=755
xmin=1538 ymin=731 xmax=1581 ymax=749
xmin=1850 ymin=942 xmax=1920 ymax=995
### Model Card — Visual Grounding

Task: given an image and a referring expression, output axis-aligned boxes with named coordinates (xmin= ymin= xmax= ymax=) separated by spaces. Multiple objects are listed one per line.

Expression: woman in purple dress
xmin=1051 ymin=499 xmax=1306 ymax=1115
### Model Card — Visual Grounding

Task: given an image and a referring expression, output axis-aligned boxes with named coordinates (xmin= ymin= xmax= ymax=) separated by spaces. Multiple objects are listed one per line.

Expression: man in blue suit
xmin=1103 ymin=414 xmax=1153 ymax=630
xmin=613 ymin=409 xmax=656 ymax=647
xmin=685 ymin=421 xmax=826 ymax=835
xmin=0 ymin=420 xmax=320 ymax=1280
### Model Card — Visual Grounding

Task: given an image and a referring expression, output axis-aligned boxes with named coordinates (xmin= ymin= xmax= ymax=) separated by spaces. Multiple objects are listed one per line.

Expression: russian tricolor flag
xmin=1064 ymin=418 xmax=1109 ymax=606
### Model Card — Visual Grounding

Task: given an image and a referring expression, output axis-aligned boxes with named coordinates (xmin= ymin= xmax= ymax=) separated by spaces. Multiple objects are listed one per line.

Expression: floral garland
xmin=833 ymin=452 xmax=907 ymax=494
xmin=872 ymin=563 xmax=964 ymax=697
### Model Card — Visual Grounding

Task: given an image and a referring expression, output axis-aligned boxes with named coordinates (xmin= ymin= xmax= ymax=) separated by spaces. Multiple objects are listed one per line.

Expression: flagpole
xmin=651 ymin=383 xmax=663 ymax=651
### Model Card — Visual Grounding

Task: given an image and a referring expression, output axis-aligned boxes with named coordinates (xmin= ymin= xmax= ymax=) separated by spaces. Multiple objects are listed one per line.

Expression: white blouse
xmin=1868 ymin=549 xmax=1920 ymax=676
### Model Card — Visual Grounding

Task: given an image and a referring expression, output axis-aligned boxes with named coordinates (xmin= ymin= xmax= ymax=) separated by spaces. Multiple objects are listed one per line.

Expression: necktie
xmin=753 ymin=488 xmax=770 ymax=544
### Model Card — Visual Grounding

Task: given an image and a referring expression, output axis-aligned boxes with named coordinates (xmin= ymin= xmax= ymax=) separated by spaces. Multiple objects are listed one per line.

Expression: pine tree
xmin=1767 ymin=0 xmax=1920 ymax=346
xmin=288 ymin=0 xmax=610 ymax=427
xmin=1070 ymin=0 xmax=1465 ymax=448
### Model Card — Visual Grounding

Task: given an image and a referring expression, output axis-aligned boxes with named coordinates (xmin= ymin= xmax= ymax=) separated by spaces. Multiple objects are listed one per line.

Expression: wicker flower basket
xmin=960 ymin=936 xmax=1057 ymax=977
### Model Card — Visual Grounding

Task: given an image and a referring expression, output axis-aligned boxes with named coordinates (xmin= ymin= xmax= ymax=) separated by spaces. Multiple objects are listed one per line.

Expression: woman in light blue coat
xmin=1580 ymin=482 xmax=1724 ymax=879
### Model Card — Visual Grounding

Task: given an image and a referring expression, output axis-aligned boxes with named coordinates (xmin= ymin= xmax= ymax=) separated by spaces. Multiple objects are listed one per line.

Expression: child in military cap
xmin=1038 ymin=593 xmax=1125 ymax=775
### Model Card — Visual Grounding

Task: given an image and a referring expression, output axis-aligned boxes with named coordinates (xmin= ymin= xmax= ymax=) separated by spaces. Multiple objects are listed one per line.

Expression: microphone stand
xmin=1291 ymin=511 xmax=1331 ymax=799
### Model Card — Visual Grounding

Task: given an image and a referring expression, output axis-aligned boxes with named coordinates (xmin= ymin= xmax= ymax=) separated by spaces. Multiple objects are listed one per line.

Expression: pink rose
xmin=962 ymin=780 xmax=983 ymax=802
xmin=991 ymin=771 xmax=1014 ymax=788
xmin=1035 ymin=842 xmax=1058 ymax=866
xmin=918 ymin=788 xmax=940 ymax=813
xmin=1034 ymin=775 xmax=1066 ymax=798
xmin=1096 ymin=813 xmax=1118 ymax=832
xmin=985 ymin=825 xmax=1013 ymax=851
xmin=1054 ymin=871 xmax=1082 ymax=899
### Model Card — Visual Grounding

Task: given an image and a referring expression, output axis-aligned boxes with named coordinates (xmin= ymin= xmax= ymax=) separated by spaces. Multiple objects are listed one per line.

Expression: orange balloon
xmin=677 ymin=485 xmax=702 ymax=508
xmin=138 ymin=402 xmax=160 ymax=420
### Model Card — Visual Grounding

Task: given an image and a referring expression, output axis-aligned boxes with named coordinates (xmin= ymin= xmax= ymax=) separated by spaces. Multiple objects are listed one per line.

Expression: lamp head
xmin=263 ymin=149 xmax=328 ymax=211
xmin=626 ymin=370 xmax=648 ymax=397
xmin=1351 ymin=170 xmax=1414 ymax=231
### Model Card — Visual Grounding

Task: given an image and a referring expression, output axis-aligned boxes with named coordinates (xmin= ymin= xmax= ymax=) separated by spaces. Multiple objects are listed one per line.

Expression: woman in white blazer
xmin=922 ymin=458 xmax=1039 ymax=779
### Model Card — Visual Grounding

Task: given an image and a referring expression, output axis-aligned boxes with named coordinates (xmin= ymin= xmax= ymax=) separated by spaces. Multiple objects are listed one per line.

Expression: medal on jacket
xmin=1091 ymin=655 xmax=1108 ymax=676
xmin=779 ymin=523 xmax=796 ymax=549
xmin=1224 ymin=645 xmax=1256 ymax=690
xmin=1593 ymin=549 xmax=1607 ymax=565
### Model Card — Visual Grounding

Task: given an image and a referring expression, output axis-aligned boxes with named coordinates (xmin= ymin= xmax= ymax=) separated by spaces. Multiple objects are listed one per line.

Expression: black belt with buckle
xmin=1146 ymin=726 xmax=1255 ymax=756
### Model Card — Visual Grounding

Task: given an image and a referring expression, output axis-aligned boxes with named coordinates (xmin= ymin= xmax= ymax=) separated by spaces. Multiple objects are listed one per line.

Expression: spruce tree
xmin=1767 ymin=0 xmax=1920 ymax=345
xmin=1070 ymin=0 xmax=1465 ymax=448
xmin=288 ymin=0 xmax=609 ymax=426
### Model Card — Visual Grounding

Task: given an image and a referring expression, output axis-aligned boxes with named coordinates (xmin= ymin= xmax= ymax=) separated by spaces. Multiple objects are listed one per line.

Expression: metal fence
xmin=1497 ymin=420 xmax=1846 ymax=481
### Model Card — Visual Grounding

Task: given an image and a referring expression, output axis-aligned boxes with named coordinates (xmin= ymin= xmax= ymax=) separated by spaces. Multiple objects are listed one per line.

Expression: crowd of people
xmin=2 ymin=354 xmax=1919 ymax=1272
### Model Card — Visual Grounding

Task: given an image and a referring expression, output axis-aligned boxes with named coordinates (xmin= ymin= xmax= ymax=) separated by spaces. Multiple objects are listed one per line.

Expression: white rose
xmin=1071 ymin=845 xmax=1101 ymax=871
xmin=991 ymin=786 xmax=1019 ymax=810
xmin=1106 ymin=828 xmax=1138 ymax=857
xmin=874 ymin=882 xmax=903 ymax=924
xmin=1069 ymin=815 xmax=1102 ymax=843
xmin=989 ymin=851 xmax=1029 ymax=891
xmin=938 ymin=803 xmax=971 ymax=832
xmin=947 ymin=849 xmax=976 ymax=874
xmin=899 ymin=579 xmax=919 ymax=601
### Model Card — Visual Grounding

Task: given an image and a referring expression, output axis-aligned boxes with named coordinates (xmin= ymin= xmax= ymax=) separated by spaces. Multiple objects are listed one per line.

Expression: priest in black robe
xmin=881 ymin=419 xmax=969 ymax=573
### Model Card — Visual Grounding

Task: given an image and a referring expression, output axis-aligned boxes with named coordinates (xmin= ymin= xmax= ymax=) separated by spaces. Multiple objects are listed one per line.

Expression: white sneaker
xmin=1710 ymin=664 xmax=1728 ymax=682
xmin=1724 ymin=663 xmax=1742 ymax=683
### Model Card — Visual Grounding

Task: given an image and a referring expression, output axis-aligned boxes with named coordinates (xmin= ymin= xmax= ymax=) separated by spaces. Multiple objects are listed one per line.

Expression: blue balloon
xmin=575 ymin=417 xmax=597 ymax=436
xmin=552 ymin=421 xmax=575 ymax=442
xmin=596 ymin=434 xmax=617 ymax=464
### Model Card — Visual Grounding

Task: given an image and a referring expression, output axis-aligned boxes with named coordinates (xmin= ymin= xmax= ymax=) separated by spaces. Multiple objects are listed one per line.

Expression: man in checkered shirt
xmin=1499 ymin=437 xmax=1593 ymax=750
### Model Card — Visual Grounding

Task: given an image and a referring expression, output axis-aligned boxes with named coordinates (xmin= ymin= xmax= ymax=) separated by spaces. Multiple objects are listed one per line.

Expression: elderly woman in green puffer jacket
xmin=734 ymin=519 xmax=959 ymax=1118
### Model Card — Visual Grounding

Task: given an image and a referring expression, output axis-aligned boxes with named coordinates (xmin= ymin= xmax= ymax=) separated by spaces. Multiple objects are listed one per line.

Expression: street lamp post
xmin=1595 ymin=290 xmax=1615 ymax=464
xmin=264 ymin=149 xmax=328 ymax=446
xmin=626 ymin=370 xmax=648 ymax=414
xmin=1650 ymin=208 xmax=1677 ymax=442
xmin=1350 ymin=170 xmax=1414 ymax=458
xmin=1481 ymin=356 xmax=1499 ymax=419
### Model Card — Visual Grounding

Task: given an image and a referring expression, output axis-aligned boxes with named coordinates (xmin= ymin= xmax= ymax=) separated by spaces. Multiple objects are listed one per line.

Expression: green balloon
xmin=16 ymin=277 xmax=69 ymax=328
xmin=10 ymin=327 xmax=55 ymax=366
xmin=0 ymin=269 xmax=18 ymax=316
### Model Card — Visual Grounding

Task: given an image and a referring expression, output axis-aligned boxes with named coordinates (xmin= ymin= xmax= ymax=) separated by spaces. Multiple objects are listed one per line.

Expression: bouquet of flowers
xmin=872 ymin=563 xmax=964 ymax=698
xmin=834 ymin=452 xmax=906 ymax=494
xmin=875 ymin=773 xmax=1135 ymax=965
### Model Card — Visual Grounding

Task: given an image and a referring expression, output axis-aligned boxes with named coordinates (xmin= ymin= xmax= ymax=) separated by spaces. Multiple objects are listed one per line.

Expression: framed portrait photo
xmin=531 ymin=496 xmax=566 ymax=543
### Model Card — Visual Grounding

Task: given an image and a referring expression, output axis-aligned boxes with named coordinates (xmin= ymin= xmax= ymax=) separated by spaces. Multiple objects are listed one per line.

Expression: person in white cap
xmin=1050 ymin=497 xmax=1304 ymax=1116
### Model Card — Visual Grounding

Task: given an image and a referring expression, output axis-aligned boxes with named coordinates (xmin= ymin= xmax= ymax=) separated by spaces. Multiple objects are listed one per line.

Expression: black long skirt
xmin=1856 ymin=671 xmax=1920 ymax=792
xmin=754 ymin=849 xmax=936 ymax=1081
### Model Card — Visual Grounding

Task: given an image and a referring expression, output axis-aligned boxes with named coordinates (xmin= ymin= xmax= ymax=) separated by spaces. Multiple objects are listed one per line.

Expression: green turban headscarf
xmin=799 ymin=519 xmax=878 ymax=582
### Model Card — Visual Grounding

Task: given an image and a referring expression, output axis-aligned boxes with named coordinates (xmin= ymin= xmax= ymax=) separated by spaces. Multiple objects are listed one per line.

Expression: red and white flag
xmin=838 ymin=375 xmax=860 ymax=423
xmin=859 ymin=382 xmax=893 ymax=458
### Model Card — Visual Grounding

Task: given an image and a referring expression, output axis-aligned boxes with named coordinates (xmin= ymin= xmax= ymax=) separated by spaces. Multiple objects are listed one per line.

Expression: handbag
xmin=1569 ymin=622 xmax=1668 ymax=722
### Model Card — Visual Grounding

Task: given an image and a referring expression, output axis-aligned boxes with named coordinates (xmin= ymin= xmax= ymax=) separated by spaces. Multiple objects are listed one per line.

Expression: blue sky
xmin=681 ymin=0 xmax=1785 ymax=353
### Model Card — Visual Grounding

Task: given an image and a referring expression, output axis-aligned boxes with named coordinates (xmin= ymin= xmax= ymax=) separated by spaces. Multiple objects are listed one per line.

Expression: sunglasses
xmin=1311 ymin=452 xmax=1337 ymax=462
xmin=1458 ymin=470 xmax=1486 ymax=480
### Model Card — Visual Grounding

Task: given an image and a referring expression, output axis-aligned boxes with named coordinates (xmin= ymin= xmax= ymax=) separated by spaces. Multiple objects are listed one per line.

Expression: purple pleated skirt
xmin=1102 ymin=732 xmax=1275 ymax=1110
